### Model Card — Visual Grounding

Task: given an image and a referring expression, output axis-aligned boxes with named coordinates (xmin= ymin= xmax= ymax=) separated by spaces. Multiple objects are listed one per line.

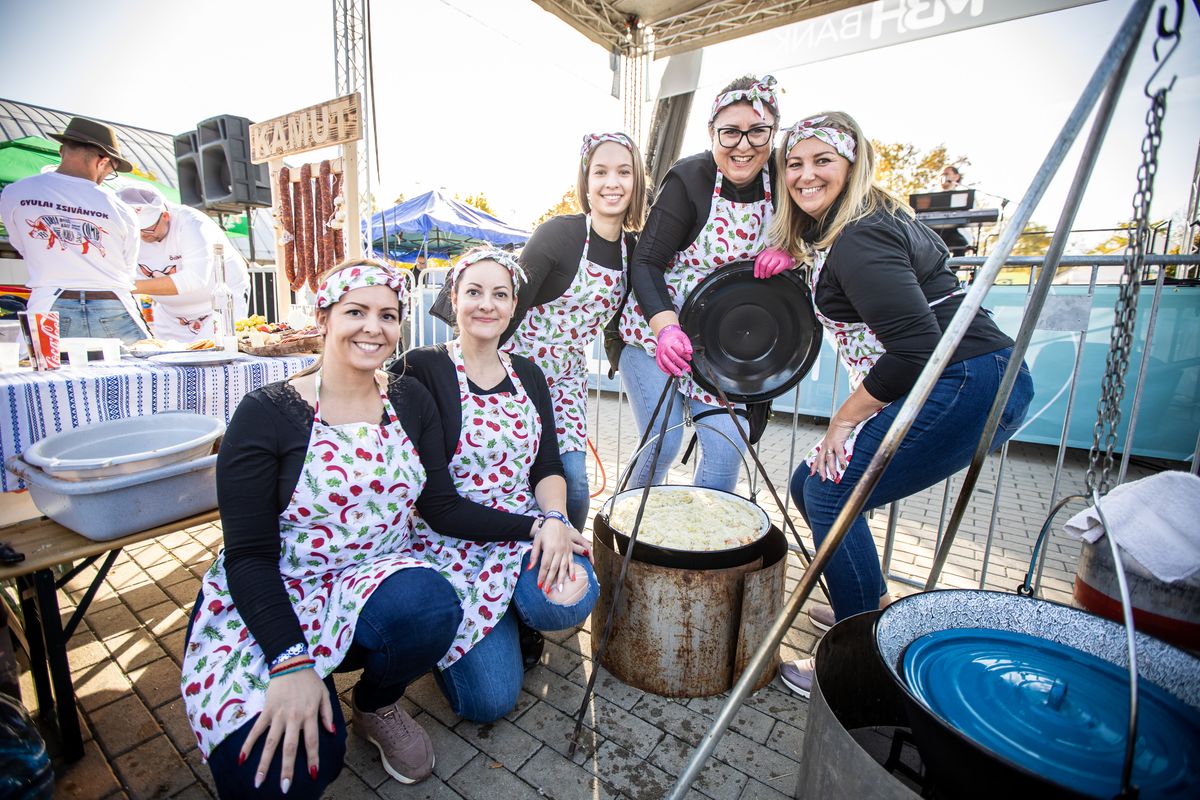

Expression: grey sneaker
xmin=807 ymin=603 xmax=836 ymax=632
xmin=353 ymin=700 xmax=435 ymax=784
xmin=779 ymin=658 xmax=814 ymax=699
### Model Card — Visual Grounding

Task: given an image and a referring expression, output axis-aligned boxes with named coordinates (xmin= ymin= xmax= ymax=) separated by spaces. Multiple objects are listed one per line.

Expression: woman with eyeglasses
xmin=765 ymin=112 xmax=1032 ymax=698
xmin=617 ymin=75 xmax=782 ymax=491
xmin=397 ymin=247 xmax=599 ymax=723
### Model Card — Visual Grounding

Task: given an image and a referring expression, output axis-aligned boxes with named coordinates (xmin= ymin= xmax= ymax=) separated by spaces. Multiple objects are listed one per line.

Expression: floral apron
xmin=619 ymin=166 xmax=773 ymax=404
xmin=504 ymin=215 xmax=626 ymax=454
xmin=408 ymin=341 xmax=541 ymax=668
xmin=182 ymin=373 xmax=432 ymax=756
xmin=803 ymin=249 xmax=963 ymax=480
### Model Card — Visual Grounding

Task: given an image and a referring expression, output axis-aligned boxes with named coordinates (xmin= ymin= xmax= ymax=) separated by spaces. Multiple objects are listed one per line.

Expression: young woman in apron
xmin=501 ymin=132 xmax=646 ymax=530
xmin=181 ymin=261 xmax=546 ymax=798
xmin=618 ymin=75 xmax=783 ymax=491
xmin=397 ymin=247 xmax=599 ymax=723
xmin=765 ymin=112 xmax=1033 ymax=697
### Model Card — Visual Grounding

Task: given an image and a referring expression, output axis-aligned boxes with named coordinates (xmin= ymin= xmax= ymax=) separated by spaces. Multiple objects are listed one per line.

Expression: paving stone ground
xmin=13 ymin=392 xmax=1161 ymax=799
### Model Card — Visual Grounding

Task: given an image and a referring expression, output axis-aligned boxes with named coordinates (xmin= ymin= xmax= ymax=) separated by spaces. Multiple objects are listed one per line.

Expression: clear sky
xmin=2 ymin=0 xmax=1196 ymax=248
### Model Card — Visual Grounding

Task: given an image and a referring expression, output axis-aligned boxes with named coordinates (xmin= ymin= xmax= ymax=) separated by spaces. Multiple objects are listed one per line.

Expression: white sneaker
xmin=779 ymin=658 xmax=815 ymax=699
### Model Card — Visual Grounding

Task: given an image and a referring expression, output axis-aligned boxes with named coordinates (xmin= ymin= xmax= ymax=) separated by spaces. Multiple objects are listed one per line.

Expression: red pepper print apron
xmin=181 ymin=373 xmax=432 ymax=757
xmin=803 ymin=249 xmax=963 ymax=481
xmin=619 ymin=166 xmax=773 ymax=404
xmin=504 ymin=215 xmax=626 ymax=454
xmin=408 ymin=341 xmax=542 ymax=668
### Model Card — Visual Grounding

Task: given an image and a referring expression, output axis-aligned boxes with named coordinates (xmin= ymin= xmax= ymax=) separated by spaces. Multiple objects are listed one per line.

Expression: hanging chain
xmin=1086 ymin=88 xmax=1168 ymax=495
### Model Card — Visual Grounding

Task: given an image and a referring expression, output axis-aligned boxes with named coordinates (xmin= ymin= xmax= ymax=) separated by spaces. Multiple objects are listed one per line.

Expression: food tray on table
xmin=238 ymin=335 xmax=323 ymax=357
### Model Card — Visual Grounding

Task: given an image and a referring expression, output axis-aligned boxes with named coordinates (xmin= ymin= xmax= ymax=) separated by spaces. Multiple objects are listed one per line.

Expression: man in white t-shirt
xmin=117 ymin=186 xmax=251 ymax=343
xmin=0 ymin=117 xmax=149 ymax=343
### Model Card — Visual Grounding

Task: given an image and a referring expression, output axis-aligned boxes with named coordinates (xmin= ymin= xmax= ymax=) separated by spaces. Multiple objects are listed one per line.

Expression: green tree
xmin=456 ymin=192 xmax=495 ymax=216
xmin=872 ymin=141 xmax=966 ymax=199
xmin=392 ymin=192 xmax=406 ymax=206
xmin=534 ymin=187 xmax=580 ymax=227
xmin=1010 ymin=221 xmax=1053 ymax=256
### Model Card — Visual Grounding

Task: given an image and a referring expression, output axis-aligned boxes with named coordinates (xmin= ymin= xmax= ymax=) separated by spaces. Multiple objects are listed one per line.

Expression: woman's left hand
xmin=529 ymin=517 xmax=579 ymax=593
xmin=809 ymin=418 xmax=858 ymax=482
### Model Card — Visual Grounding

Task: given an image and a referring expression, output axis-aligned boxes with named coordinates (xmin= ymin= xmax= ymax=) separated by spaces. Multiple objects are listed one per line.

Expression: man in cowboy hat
xmin=118 ymin=184 xmax=251 ymax=343
xmin=0 ymin=116 xmax=149 ymax=344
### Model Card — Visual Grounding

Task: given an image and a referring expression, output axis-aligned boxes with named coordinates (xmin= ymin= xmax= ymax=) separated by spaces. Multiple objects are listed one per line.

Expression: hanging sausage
xmin=277 ymin=166 xmax=299 ymax=291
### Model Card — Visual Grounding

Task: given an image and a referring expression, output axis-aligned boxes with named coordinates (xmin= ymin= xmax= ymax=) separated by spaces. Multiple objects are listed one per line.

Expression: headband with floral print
xmin=785 ymin=116 xmax=857 ymax=163
xmin=581 ymin=132 xmax=635 ymax=167
xmin=450 ymin=248 xmax=528 ymax=294
xmin=709 ymin=75 xmax=779 ymax=124
xmin=316 ymin=262 xmax=407 ymax=309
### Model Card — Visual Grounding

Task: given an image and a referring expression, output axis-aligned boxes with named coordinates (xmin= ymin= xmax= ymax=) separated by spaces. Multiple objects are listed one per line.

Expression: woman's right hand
xmin=654 ymin=324 xmax=693 ymax=376
xmin=529 ymin=517 xmax=580 ymax=593
xmin=240 ymin=665 xmax=333 ymax=793
xmin=753 ymin=248 xmax=794 ymax=279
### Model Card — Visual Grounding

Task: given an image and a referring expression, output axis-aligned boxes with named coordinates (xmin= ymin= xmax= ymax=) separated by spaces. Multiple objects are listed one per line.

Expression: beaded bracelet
xmin=269 ymin=661 xmax=316 ymax=679
xmin=269 ymin=656 xmax=315 ymax=675
xmin=268 ymin=642 xmax=308 ymax=670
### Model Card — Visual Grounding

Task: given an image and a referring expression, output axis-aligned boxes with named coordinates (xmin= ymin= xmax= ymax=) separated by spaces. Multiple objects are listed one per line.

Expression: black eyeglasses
xmin=716 ymin=125 xmax=774 ymax=149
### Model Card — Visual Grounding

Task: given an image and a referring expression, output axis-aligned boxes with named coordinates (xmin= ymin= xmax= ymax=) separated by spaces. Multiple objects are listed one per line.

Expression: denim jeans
xmin=200 ymin=567 xmax=462 ymax=799
xmin=618 ymin=345 xmax=747 ymax=491
xmin=790 ymin=348 xmax=1034 ymax=620
xmin=561 ymin=449 xmax=591 ymax=530
xmin=436 ymin=551 xmax=599 ymax=722
xmin=51 ymin=296 xmax=145 ymax=344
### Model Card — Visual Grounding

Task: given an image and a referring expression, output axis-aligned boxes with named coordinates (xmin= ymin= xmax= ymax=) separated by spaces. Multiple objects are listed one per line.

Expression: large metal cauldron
xmin=874 ymin=590 xmax=1200 ymax=799
xmin=591 ymin=519 xmax=787 ymax=697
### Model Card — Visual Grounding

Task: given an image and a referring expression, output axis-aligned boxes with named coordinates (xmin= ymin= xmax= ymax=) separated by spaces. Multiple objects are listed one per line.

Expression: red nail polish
xmin=238 ymin=752 xmax=246 ymax=766
xmin=537 ymin=581 xmax=542 ymax=589
xmin=310 ymin=765 xmax=318 ymax=780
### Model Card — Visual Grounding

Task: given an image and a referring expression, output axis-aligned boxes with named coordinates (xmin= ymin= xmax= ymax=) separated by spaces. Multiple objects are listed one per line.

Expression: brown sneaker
xmin=353 ymin=700 xmax=435 ymax=784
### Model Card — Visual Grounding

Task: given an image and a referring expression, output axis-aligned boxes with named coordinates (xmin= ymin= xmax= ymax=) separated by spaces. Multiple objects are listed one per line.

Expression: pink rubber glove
xmin=654 ymin=324 xmax=693 ymax=377
xmin=753 ymin=248 xmax=794 ymax=279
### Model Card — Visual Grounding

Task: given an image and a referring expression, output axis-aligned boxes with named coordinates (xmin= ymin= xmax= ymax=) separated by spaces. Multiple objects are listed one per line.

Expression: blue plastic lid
xmin=903 ymin=628 xmax=1200 ymax=798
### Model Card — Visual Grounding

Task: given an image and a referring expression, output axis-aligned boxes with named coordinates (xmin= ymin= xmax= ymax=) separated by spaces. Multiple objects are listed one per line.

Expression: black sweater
xmin=631 ymin=150 xmax=777 ymax=320
xmin=217 ymin=376 xmax=541 ymax=663
xmin=428 ymin=214 xmax=636 ymax=345
xmin=813 ymin=209 xmax=1014 ymax=402
xmin=391 ymin=344 xmax=564 ymax=485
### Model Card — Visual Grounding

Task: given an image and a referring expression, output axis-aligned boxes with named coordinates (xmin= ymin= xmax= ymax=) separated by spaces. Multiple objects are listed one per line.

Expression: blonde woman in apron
xmin=181 ymin=261 xmax=546 ymax=797
xmin=764 ymin=112 xmax=1032 ymax=697
xmin=618 ymin=75 xmax=784 ymax=490
xmin=398 ymin=247 xmax=598 ymax=723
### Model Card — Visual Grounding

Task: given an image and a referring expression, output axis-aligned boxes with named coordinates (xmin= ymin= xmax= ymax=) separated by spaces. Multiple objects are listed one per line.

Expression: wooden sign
xmin=249 ymin=93 xmax=362 ymax=164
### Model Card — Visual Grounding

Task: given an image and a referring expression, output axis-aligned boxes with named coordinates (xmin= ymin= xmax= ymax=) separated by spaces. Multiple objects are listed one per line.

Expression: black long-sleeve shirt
xmin=813 ymin=209 xmax=1014 ymax=402
xmin=631 ymin=150 xmax=776 ymax=320
xmin=217 ymin=376 xmax=541 ymax=663
xmin=428 ymin=214 xmax=636 ymax=344
xmin=391 ymin=344 xmax=564 ymax=485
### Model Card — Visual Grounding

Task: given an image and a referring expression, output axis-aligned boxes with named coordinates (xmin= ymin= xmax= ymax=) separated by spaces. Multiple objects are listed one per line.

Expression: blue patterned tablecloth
xmin=0 ymin=354 xmax=316 ymax=492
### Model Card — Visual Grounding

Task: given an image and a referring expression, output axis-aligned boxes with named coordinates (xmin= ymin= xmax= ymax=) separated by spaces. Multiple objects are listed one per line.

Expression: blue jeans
xmin=436 ymin=551 xmax=599 ymax=722
xmin=561 ymin=449 xmax=591 ymax=530
xmin=201 ymin=567 xmax=462 ymax=800
xmin=51 ymin=296 xmax=145 ymax=344
xmin=618 ymin=345 xmax=747 ymax=491
xmin=790 ymin=348 xmax=1034 ymax=620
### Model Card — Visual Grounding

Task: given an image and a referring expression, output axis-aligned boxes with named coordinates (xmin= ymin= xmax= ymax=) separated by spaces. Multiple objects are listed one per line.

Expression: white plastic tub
xmin=6 ymin=453 xmax=218 ymax=541
xmin=22 ymin=412 xmax=224 ymax=481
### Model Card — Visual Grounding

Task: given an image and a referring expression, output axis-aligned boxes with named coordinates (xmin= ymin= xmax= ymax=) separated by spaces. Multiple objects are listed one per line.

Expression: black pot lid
xmin=678 ymin=262 xmax=821 ymax=404
xmin=903 ymin=627 xmax=1200 ymax=797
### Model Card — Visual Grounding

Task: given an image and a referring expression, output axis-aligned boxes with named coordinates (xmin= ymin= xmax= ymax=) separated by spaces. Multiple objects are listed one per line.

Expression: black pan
xmin=678 ymin=261 xmax=821 ymax=403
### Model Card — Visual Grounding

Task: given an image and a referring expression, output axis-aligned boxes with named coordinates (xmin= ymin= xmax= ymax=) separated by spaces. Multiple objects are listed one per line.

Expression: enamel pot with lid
xmin=678 ymin=261 xmax=821 ymax=403
xmin=873 ymin=590 xmax=1200 ymax=799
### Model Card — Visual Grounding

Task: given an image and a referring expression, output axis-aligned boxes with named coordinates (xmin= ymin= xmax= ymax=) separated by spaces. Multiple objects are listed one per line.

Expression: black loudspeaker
xmin=174 ymin=115 xmax=272 ymax=213
xmin=174 ymin=131 xmax=203 ymax=208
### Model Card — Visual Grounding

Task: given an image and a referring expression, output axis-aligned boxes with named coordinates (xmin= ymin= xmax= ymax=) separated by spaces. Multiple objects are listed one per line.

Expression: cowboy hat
xmin=50 ymin=117 xmax=134 ymax=173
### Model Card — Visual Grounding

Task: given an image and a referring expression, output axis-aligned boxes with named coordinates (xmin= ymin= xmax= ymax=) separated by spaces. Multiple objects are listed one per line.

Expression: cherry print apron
xmin=408 ymin=341 xmax=541 ymax=668
xmin=504 ymin=215 xmax=626 ymax=454
xmin=182 ymin=373 xmax=432 ymax=757
xmin=803 ymin=249 xmax=964 ymax=481
xmin=619 ymin=166 xmax=773 ymax=404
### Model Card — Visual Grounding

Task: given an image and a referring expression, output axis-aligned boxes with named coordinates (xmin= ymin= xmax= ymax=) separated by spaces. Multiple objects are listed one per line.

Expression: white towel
xmin=1063 ymin=471 xmax=1200 ymax=583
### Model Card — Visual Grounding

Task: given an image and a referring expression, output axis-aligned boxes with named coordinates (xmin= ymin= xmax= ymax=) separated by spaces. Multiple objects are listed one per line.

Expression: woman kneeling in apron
xmin=397 ymin=247 xmax=599 ymax=723
xmin=181 ymin=261 xmax=547 ymax=798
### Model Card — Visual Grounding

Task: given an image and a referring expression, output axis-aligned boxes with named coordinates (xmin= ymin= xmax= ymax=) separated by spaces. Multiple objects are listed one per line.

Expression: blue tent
xmin=368 ymin=190 xmax=530 ymax=262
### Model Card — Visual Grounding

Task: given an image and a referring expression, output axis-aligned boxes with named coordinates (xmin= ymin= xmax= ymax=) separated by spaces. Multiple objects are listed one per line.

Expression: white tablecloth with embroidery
xmin=0 ymin=355 xmax=315 ymax=492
